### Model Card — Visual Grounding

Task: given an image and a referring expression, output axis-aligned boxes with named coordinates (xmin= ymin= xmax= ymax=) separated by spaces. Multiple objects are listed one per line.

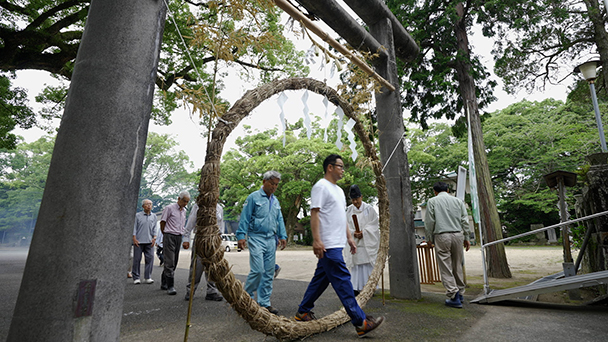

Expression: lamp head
xmin=574 ymin=59 xmax=602 ymax=81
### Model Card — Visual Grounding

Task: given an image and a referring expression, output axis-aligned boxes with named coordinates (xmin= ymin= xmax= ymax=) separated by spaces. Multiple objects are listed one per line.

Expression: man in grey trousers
xmin=132 ymin=199 xmax=157 ymax=285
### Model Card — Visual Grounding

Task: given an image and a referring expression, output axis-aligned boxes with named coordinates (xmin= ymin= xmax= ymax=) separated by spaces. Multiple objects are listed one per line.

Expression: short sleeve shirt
xmin=311 ymin=178 xmax=347 ymax=249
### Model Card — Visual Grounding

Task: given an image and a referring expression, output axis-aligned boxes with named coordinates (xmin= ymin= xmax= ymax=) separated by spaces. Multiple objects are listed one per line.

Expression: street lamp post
xmin=574 ymin=60 xmax=608 ymax=153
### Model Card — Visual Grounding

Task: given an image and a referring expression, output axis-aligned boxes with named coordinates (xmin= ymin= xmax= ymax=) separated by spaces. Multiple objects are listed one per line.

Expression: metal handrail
xmin=479 ymin=210 xmax=608 ymax=294
xmin=483 ymin=210 xmax=608 ymax=248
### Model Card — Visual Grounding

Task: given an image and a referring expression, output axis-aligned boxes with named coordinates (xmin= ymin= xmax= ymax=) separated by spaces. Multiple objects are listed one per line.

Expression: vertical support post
xmin=557 ymin=177 xmax=574 ymax=265
xmin=8 ymin=1 xmax=166 ymax=341
xmin=369 ymin=18 xmax=421 ymax=299
xmin=588 ymin=82 xmax=607 ymax=152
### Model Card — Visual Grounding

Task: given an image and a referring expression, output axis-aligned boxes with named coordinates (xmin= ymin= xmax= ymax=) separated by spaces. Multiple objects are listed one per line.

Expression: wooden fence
xmin=416 ymin=244 xmax=441 ymax=284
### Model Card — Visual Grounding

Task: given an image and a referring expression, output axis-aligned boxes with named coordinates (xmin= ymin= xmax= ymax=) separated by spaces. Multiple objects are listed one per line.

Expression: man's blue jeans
xmin=298 ymin=248 xmax=366 ymax=326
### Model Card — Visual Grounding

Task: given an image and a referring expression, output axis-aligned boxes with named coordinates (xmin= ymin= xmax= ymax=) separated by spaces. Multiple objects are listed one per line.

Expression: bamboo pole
xmin=273 ymin=0 xmax=396 ymax=92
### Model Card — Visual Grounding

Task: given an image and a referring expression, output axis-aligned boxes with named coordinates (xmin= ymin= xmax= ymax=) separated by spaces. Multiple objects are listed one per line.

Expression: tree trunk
xmin=7 ymin=1 xmax=166 ymax=340
xmin=581 ymin=153 xmax=608 ymax=272
xmin=454 ymin=3 xmax=511 ymax=278
xmin=583 ymin=0 xmax=608 ymax=92
xmin=370 ymin=18 xmax=421 ymax=299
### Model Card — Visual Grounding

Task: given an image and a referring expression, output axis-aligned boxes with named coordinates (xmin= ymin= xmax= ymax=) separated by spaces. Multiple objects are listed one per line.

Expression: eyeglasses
xmin=331 ymin=163 xmax=345 ymax=170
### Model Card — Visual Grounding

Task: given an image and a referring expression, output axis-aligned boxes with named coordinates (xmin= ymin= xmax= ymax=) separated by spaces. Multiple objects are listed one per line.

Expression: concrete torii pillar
xmin=8 ymin=1 xmax=166 ymax=341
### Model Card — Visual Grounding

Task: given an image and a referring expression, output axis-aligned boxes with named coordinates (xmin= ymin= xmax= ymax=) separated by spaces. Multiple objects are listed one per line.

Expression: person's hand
xmin=132 ymin=236 xmax=139 ymax=247
xmin=348 ymin=237 xmax=357 ymax=254
xmin=354 ymin=231 xmax=363 ymax=239
xmin=151 ymin=237 xmax=156 ymax=247
xmin=464 ymin=240 xmax=470 ymax=252
xmin=313 ymin=239 xmax=326 ymax=259
xmin=182 ymin=241 xmax=190 ymax=250
xmin=279 ymin=239 xmax=287 ymax=250
xmin=238 ymin=239 xmax=247 ymax=251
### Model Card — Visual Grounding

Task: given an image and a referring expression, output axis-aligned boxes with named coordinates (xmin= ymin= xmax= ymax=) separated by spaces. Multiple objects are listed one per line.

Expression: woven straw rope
xmin=194 ymin=78 xmax=390 ymax=340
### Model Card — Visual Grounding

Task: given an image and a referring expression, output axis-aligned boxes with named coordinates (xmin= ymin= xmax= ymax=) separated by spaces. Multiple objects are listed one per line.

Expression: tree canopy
xmin=0 ymin=0 xmax=308 ymax=143
xmin=406 ymin=95 xmax=606 ymax=237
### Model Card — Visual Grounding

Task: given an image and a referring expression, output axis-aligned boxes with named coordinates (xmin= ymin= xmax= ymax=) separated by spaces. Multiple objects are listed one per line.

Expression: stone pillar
xmin=8 ymin=1 xmax=166 ymax=341
xmin=369 ymin=18 xmax=421 ymax=299
xmin=582 ymin=153 xmax=608 ymax=273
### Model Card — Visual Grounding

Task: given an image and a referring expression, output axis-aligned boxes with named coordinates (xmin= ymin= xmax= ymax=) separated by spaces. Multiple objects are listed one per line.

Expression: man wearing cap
xmin=344 ymin=185 xmax=380 ymax=296
xmin=424 ymin=181 xmax=471 ymax=308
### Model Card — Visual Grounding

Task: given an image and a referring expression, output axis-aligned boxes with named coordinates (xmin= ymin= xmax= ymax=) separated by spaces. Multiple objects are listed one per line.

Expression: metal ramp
xmin=471 ymin=270 xmax=608 ymax=304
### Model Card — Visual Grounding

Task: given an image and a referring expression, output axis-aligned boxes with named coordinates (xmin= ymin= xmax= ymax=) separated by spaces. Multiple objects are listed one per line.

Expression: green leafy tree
xmin=388 ymin=0 xmax=510 ymax=278
xmin=478 ymin=0 xmax=608 ymax=95
xmin=138 ymin=132 xmax=197 ymax=213
xmin=407 ymin=97 xmax=605 ymax=239
xmin=0 ymin=1 xmax=308 ymax=138
xmin=0 ymin=73 xmax=35 ymax=149
xmin=0 ymin=136 xmax=54 ymax=244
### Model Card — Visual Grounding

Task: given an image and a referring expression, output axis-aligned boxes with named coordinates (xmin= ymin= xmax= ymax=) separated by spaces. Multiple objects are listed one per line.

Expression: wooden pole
xmin=273 ymin=0 xmax=395 ymax=92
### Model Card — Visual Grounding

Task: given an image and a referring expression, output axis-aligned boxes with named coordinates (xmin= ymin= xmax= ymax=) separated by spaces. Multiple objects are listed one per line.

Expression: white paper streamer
xmin=345 ymin=118 xmax=358 ymax=161
xmin=335 ymin=106 xmax=344 ymax=150
xmin=302 ymin=90 xmax=312 ymax=139
xmin=278 ymin=92 xmax=288 ymax=147
xmin=323 ymin=96 xmax=329 ymax=142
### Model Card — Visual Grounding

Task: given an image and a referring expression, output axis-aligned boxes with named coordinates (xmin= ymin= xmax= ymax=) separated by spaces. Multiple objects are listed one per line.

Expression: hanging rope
xmin=381 ymin=132 xmax=407 ymax=173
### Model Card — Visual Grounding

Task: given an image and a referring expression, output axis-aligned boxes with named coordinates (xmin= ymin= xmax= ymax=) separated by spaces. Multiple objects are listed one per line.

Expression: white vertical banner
xmin=335 ymin=106 xmax=344 ymax=150
xmin=301 ymin=90 xmax=312 ymax=139
xmin=456 ymin=165 xmax=467 ymax=202
xmin=345 ymin=118 xmax=358 ymax=161
xmin=466 ymin=106 xmax=481 ymax=224
xmin=278 ymin=92 xmax=288 ymax=147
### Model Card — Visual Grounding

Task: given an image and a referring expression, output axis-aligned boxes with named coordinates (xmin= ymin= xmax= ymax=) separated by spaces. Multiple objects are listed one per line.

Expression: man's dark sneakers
xmin=160 ymin=284 xmax=168 ymax=291
xmin=205 ymin=293 xmax=224 ymax=301
xmin=265 ymin=306 xmax=279 ymax=315
xmin=167 ymin=287 xmax=177 ymax=295
xmin=445 ymin=295 xmax=463 ymax=308
xmin=356 ymin=316 xmax=385 ymax=337
xmin=294 ymin=311 xmax=317 ymax=321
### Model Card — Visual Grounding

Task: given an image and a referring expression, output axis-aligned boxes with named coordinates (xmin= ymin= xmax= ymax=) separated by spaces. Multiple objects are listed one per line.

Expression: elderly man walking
xmin=424 ymin=181 xmax=471 ymax=308
xmin=160 ymin=190 xmax=190 ymax=295
xmin=236 ymin=171 xmax=287 ymax=315
xmin=132 ymin=199 xmax=157 ymax=285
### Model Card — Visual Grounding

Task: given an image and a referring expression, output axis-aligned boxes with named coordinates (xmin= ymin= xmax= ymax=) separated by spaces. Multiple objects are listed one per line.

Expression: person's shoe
xmin=205 ymin=293 xmax=224 ymax=301
xmin=458 ymin=292 xmax=464 ymax=302
xmin=133 ymin=279 xmax=141 ymax=285
xmin=127 ymin=272 xmax=132 ymax=278
xmin=356 ymin=316 xmax=385 ymax=338
xmin=294 ymin=311 xmax=317 ymax=321
xmin=265 ymin=306 xmax=279 ymax=315
xmin=274 ymin=266 xmax=281 ymax=279
xmin=160 ymin=284 xmax=168 ymax=290
xmin=445 ymin=296 xmax=463 ymax=308
xmin=184 ymin=293 xmax=191 ymax=301
xmin=167 ymin=287 xmax=177 ymax=295
xmin=143 ymin=278 xmax=154 ymax=284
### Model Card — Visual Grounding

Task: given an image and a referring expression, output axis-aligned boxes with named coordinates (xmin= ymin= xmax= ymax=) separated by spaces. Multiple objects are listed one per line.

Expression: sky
xmin=11 ymin=4 xmax=573 ymax=171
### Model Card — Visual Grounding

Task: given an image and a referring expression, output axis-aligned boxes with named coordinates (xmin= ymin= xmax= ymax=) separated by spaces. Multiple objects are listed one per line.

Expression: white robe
xmin=344 ymin=202 xmax=380 ymax=291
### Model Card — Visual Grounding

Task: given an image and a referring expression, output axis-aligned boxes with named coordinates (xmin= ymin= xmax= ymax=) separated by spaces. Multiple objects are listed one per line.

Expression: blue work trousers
xmin=244 ymin=234 xmax=277 ymax=307
xmin=298 ymin=248 xmax=366 ymax=326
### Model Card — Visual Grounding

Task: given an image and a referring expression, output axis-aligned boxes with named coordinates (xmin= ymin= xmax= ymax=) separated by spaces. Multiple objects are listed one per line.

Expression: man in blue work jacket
xmin=237 ymin=170 xmax=287 ymax=315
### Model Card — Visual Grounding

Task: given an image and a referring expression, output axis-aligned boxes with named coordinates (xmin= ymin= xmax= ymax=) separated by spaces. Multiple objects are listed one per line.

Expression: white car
xmin=221 ymin=233 xmax=238 ymax=252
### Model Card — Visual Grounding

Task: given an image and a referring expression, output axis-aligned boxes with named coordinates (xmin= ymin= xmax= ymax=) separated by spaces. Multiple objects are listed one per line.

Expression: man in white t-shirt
xmin=294 ymin=154 xmax=384 ymax=338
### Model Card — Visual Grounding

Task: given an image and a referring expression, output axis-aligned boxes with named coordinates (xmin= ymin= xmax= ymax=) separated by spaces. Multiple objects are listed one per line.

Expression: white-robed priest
xmin=344 ymin=184 xmax=380 ymax=296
